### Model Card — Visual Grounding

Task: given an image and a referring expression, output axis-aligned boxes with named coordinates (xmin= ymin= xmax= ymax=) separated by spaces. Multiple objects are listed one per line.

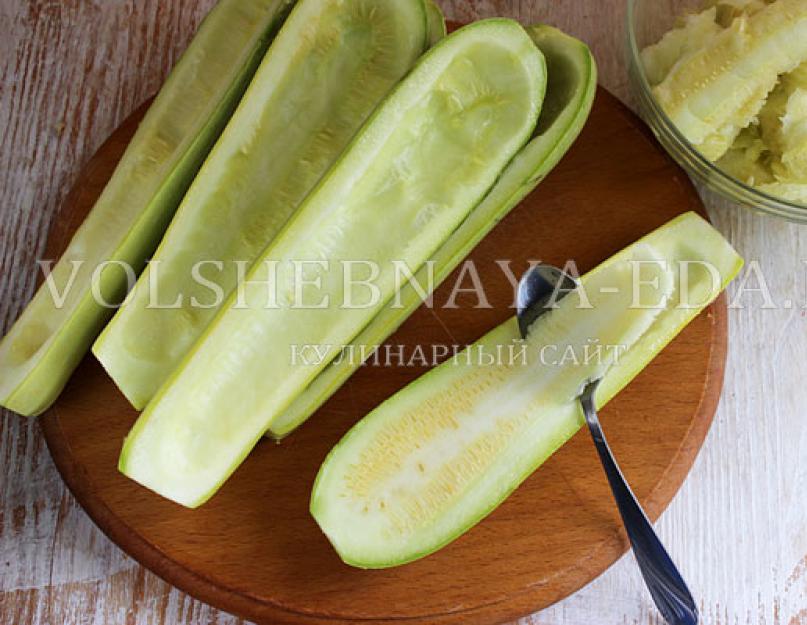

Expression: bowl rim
xmin=625 ymin=0 xmax=807 ymax=222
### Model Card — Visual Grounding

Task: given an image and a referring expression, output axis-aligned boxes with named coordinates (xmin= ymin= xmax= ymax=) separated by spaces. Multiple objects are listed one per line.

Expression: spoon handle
xmin=580 ymin=387 xmax=698 ymax=625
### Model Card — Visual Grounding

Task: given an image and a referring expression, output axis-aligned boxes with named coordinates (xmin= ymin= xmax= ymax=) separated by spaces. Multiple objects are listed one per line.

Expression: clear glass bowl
xmin=626 ymin=0 xmax=807 ymax=222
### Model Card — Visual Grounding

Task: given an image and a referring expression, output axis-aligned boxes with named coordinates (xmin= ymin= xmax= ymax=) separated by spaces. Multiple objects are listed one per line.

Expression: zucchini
xmin=719 ymin=61 xmax=807 ymax=197
xmin=759 ymin=63 xmax=807 ymax=162
xmin=119 ymin=19 xmax=547 ymax=508
xmin=93 ymin=0 xmax=429 ymax=410
xmin=268 ymin=25 xmax=597 ymax=439
xmin=654 ymin=0 xmax=807 ymax=161
xmin=425 ymin=0 xmax=447 ymax=46
xmin=718 ymin=61 xmax=807 ymax=193
xmin=639 ymin=7 xmax=721 ymax=87
xmin=716 ymin=124 xmax=775 ymax=185
xmin=757 ymin=181 xmax=807 ymax=203
xmin=0 ymin=0 xmax=294 ymax=416
xmin=777 ymin=86 xmax=807 ymax=182
xmin=312 ymin=212 xmax=743 ymax=568
xmin=711 ymin=0 xmax=767 ymax=27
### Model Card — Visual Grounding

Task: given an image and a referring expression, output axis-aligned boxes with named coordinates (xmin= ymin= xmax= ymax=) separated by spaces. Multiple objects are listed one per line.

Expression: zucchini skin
xmin=268 ymin=25 xmax=598 ymax=438
xmin=119 ymin=19 xmax=547 ymax=508
xmin=424 ymin=0 xmax=447 ymax=47
xmin=92 ymin=0 xmax=429 ymax=410
xmin=311 ymin=212 xmax=744 ymax=569
xmin=0 ymin=0 xmax=294 ymax=416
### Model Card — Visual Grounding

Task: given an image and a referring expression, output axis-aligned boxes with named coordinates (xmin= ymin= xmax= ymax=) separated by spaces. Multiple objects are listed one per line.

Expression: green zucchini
xmin=268 ymin=25 xmax=597 ymax=439
xmin=639 ymin=7 xmax=721 ymax=87
xmin=0 ymin=0 xmax=294 ymax=416
xmin=119 ymin=19 xmax=547 ymax=508
xmin=653 ymin=0 xmax=807 ymax=161
xmin=92 ymin=0 xmax=429 ymax=410
xmin=425 ymin=0 xmax=447 ymax=46
xmin=312 ymin=212 xmax=743 ymax=568
xmin=757 ymin=181 xmax=807 ymax=203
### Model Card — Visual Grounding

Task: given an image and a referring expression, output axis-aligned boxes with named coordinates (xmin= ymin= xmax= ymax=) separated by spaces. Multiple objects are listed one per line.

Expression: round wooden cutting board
xmin=40 ymin=87 xmax=727 ymax=625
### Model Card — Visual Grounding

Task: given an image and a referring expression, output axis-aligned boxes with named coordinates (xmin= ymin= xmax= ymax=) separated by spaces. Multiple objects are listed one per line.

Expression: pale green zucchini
xmin=777 ymin=84 xmax=807 ymax=182
xmin=425 ymin=0 xmax=447 ymax=46
xmin=119 ymin=19 xmax=547 ymax=508
xmin=0 ymin=0 xmax=294 ymax=416
xmin=312 ymin=212 xmax=743 ymax=568
xmin=757 ymin=181 xmax=807 ymax=203
xmin=718 ymin=61 xmax=807 ymax=197
xmin=92 ymin=0 xmax=429 ymax=410
xmin=653 ymin=0 xmax=807 ymax=161
xmin=639 ymin=6 xmax=721 ymax=87
xmin=268 ymin=25 xmax=597 ymax=439
xmin=715 ymin=124 xmax=775 ymax=186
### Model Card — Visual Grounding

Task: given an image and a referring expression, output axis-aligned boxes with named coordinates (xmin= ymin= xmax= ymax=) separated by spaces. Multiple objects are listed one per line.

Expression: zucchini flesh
xmin=719 ymin=61 xmax=807 ymax=198
xmin=718 ymin=61 xmax=807 ymax=193
xmin=268 ymin=25 xmax=597 ymax=438
xmin=311 ymin=212 xmax=743 ymax=568
xmin=640 ymin=7 xmax=721 ymax=87
xmin=757 ymin=181 xmax=807 ymax=202
xmin=711 ymin=0 xmax=767 ymax=27
xmin=778 ymin=86 xmax=807 ymax=181
xmin=119 ymin=19 xmax=547 ymax=508
xmin=92 ymin=0 xmax=428 ymax=410
xmin=653 ymin=0 xmax=807 ymax=161
xmin=716 ymin=124 xmax=775 ymax=185
xmin=0 ymin=0 xmax=293 ymax=416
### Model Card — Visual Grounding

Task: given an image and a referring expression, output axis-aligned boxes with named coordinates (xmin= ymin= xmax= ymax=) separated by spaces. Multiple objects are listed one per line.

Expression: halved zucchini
xmin=311 ymin=212 xmax=743 ymax=568
xmin=654 ymin=0 xmax=807 ymax=161
xmin=268 ymin=24 xmax=597 ymax=439
xmin=425 ymin=0 xmax=447 ymax=46
xmin=119 ymin=19 xmax=547 ymax=508
xmin=93 ymin=0 xmax=429 ymax=410
xmin=0 ymin=0 xmax=294 ymax=416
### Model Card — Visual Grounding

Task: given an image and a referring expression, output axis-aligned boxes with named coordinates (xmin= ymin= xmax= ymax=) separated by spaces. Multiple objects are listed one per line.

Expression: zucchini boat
xmin=268 ymin=25 xmax=597 ymax=438
xmin=654 ymin=0 xmax=807 ymax=161
xmin=0 ymin=0 xmax=294 ymax=416
xmin=425 ymin=0 xmax=447 ymax=46
xmin=119 ymin=19 xmax=547 ymax=508
xmin=93 ymin=0 xmax=430 ymax=410
xmin=312 ymin=212 xmax=743 ymax=568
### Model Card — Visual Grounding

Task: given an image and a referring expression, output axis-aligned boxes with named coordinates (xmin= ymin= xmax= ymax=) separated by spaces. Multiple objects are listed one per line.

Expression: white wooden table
xmin=1 ymin=1 xmax=806 ymax=623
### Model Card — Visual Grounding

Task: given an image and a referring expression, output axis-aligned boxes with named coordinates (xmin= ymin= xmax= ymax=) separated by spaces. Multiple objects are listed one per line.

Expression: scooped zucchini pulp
xmin=312 ymin=213 xmax=743 ymax=568
xmin=93 ymin=0 xmax=431 ymax=410
xmin=642 ymin=0 xmax=807 ymax=203
xmin=268 ymin=24 xmax=598 ymax=439
xmin=119 ymin=19 xmax=548 ymax=508
xmin=0 ymin=0 xmax=294 ymax=416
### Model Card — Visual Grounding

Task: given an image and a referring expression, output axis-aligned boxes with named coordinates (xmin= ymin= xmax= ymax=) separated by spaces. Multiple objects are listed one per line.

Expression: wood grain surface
xmin=1 ymin=1 xmax=806 ymax=625
xmin=38 ymin=85 xmax=725 ymax=625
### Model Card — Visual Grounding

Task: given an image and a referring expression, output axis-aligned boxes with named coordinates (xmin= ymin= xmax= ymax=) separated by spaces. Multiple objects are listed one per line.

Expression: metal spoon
xmin=516 ymin=264 xmax=698 ymax=625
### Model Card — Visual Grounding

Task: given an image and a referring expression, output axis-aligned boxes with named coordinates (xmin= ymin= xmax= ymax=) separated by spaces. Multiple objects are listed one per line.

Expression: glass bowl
xmin=626 ymin=0 xmax=807 ymax=222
